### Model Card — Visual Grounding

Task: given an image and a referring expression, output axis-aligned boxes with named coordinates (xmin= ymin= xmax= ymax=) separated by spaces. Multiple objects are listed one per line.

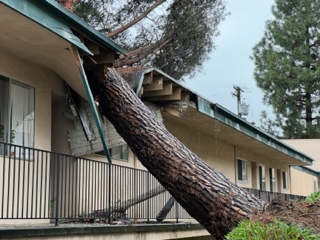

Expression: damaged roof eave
xmin=196 ymin=96 xmax=314 ymax=166
xmin=41 ymin=0 xmax=126 ymax=55
xmin=135 ymin=67 xmax=181 ymax=95
xmin=0 ymin=0 xmax=126 ymax=56
xmin=0 ymin=0 xmax=91 ymax=55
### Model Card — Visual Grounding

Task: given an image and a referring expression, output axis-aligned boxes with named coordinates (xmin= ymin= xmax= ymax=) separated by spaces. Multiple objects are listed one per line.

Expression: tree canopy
xmin=252 ymin=0 xmax=320 ymax=139
xmin=71 ymin=0 xmax=228 ymax=80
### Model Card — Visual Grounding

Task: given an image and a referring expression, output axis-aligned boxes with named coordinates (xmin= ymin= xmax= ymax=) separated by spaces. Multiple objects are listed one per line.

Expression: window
xmin=269 ymin=168 xmax=276 ymax=192
xmin=259 ymin=165 xmax=266 ymax=191
xmin=282 ymin=171 xmax=288 ymax=189
xmin=0 ymin=76 xmax=35 ymax=150
xmin=96 ymin=144 xmax=128 ymax=161
xmin=314 ymin=180 xmax=318 ymax=192
xmin=109 ymin=144 xmax=128 ymax=161
xmin=237 ymin=159 xmax=247 ymax=181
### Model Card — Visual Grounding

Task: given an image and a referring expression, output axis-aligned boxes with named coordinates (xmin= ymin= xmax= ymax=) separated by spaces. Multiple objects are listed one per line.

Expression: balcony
xmin=0 ymin=142 xmax=305 ymax=226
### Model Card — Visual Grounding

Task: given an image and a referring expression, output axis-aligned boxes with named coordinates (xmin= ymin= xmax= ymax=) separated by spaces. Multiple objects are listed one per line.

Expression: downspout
xmin=72 ymin=46 xmax=112 ymax=164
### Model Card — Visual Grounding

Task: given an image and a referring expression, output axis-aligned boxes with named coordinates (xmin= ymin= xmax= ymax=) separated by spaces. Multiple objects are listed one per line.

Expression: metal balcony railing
xmin=0 ymin=142 xmax=306 ymax=226
xmin=0 ymin=142 xmax=191 ymax=225
xmin=244 ymin=188 xmax=305 ymax=202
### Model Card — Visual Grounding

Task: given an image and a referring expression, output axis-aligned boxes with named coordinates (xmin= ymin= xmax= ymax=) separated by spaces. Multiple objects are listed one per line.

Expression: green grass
xmin=225 ymin=219 xmax=319 ymax=240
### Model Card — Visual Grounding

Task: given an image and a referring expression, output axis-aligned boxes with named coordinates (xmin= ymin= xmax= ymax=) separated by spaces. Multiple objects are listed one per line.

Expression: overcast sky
xmin=185 ymin=0 xmax=275 ymax=125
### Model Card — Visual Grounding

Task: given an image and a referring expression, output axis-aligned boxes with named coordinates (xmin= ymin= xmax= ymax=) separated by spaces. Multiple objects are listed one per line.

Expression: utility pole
xmin=232 ymin=85 xmax=243 ymax=117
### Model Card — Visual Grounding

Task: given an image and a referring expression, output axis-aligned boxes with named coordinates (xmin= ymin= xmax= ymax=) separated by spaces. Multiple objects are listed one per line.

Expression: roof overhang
xmin=293 ymin=166 xmax=320 ymax=177
xmin=130 ymin=67 xmax=313 ymax=166
xmin=195 ymin=98 xmax=313 ymax=166
xmin=0 ymin=0 xmax=126 ymax=99
xmin=0 ymin=1 xmax=87 ymax=97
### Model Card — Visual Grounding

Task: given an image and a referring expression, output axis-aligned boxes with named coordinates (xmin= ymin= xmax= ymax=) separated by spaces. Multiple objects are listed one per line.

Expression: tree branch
xmin=114 ymin=37 xmax=171 ymax=67
xmin=106 ymin=0 xmax=167 ymax=38
xmin=73 ymin=0 xmax=81 ymax=6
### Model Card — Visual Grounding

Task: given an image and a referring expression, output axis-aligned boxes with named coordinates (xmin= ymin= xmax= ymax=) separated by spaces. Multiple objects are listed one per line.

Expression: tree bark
xmin=98 ymin=68 xmax=265 ymax=239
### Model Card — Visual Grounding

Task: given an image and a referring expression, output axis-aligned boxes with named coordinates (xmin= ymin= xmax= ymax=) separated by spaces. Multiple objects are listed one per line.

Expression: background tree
xmin=259 ymin=111 xmax=283 ymax=138
xmin=72 ymin=0 xmax=228 ymax=79
xmin=252 ymin=0 xmax=320 ymax=139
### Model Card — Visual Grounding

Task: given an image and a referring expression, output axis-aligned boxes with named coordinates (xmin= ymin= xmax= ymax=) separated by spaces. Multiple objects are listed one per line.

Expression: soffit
xmin=163 ymin=107 xmax=310 ymax=166
xmin=0 ymin=3 xmax=87 ymax=98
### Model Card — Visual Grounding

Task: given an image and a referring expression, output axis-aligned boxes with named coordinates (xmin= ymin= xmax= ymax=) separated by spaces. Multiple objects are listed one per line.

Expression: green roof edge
xmin=42 ymin=0 xmax=126 ymax=54
xmin=198 ymin=98 xmax=313 ymax=165
xmin=135 ymin=68 xmax=314 ymax=166
xmin=293 ymin=166 xmax=320 ymax=177
xmin=39 ymin=0 xmax=126 ymax=54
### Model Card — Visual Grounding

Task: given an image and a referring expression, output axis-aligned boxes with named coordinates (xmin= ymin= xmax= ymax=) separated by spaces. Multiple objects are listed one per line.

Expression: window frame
xmin=269 ymin=168 xmax=276 ymax=192
xmin=0 ymin=75 xmax=35 ymax=150
xmin=109 ymin=144 xmax=128 ymax=161
xmin=314 ymin=180 xmax=318 ymax=192
xmin=237 ymin=158 xmax=248 ymax=183
xmin=95 ymin=144 xmax=129 ymax=162
xmin=259 ymin=165 xmax=266 ymax=191
xmin=282 ymin=171 xmax=288 ymax=189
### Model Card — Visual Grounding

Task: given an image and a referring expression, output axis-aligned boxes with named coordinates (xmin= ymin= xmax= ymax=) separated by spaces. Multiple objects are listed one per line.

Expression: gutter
xmin=41 ymin=0 xmax=126 ymax=54
xmin=293 ymin=166 xmax=320 ymax=177
xmin=197 ymin=97 xmax=314 ymax=165
xmin=72 ymin=47 xmax=112 ymax=164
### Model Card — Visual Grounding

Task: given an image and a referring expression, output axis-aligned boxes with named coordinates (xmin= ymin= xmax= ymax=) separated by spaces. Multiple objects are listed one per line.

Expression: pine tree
xmin=252 ymin=0 xmax=320 ymax=138
xmin=57 ymin=2 xmax=265 ymax=239
xmin=72 ymin=0 xmax=228 ymax=79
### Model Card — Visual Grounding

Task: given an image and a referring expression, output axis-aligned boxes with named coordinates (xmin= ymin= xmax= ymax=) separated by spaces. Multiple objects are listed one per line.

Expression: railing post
xmin=175 ymin=199 xmax=179 ymax=223
xmin=108 ymin=164 xmax=111 ymax=224
xmin=55 ymin=154 xmax=60 ymax=226
xmin=147 ymin=173 xmax=150 ymax=223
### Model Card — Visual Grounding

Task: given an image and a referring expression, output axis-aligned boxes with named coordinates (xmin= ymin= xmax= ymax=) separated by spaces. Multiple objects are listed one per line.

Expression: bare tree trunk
xmin=98 ymin=68 xmax=265 ymax=239
xmin=93 ymin=185 xmax=166 ymax=218
xmin=156 ymin=196 xmax=175 ymax=222
xmin=106 ymin=0 xmax=167 ymax=38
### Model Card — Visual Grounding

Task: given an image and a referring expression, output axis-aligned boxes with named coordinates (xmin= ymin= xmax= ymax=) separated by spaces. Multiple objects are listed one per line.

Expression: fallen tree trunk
xmin=98 ymin=68 xmax=265 ymax=239
xmin=93 ymin=185 xmax=166 ymax=218
xmin=156 ymin=196 xmax=175 ymax=223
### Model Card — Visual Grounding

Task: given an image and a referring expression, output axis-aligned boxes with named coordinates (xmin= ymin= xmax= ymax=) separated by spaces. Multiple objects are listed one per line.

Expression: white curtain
xmin=9 ymin=81 xmax=34 ymax=157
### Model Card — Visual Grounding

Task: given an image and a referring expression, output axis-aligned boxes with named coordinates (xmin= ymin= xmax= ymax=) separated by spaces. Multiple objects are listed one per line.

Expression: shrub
xmin=225 ymin=219 xmax=319 ymax=240
xmin=305 ymin=191 xmax=320 ymax=204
